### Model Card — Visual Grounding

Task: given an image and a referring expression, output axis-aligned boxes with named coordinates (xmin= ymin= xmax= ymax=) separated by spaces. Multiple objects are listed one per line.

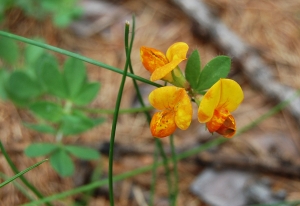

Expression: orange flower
xmin=198 ymin=79 xmax=244 ymax=138
xmin=149 ymin=86 xmax=193 ymax=138
xmin=140 ymin=42 xmax=188 ymax=86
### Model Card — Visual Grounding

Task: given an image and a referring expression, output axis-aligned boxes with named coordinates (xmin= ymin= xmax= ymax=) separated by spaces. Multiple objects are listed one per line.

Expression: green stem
xmin=0 ymin=159 xmax=48 ymax=188
xmin=108 ymin=21 xmax=131 ymax=206
xmin=125 ymin=15 xmax=166 ymax=206
xmin=79 ymin=106 xmax=153 ymax=115
xmin=0 ymin=141 xmax=52 ymax=206
xmin=0 ymin=31 xmax=161 ymax=88
xmin=0 ymin=172 xmax=35 ymax=200
xmin=170 ymin=134 xmax=178 ymax=206
xmin=149 ymin=140 xmax=159 ymax=206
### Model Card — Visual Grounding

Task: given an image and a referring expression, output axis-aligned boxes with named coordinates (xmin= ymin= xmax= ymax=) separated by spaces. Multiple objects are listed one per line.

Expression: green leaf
xmin=72 ymin=82 xmax=100 ymax=106
xmin=29 ymin=101 xmax=63 ymax=122
xmin=24 ymin=41 xmax=45 ymax=66
xmin=60 ymin=112 xmax=101 ymax=135
xmin=25 ymin=143 xmax=58 ymax=157
xmin=23 ymin=122 xmax=56 ymax=134
xmin=38 ymin=54 xmax=67 ymax=98
xmin=0 ymin=36 xmax=19 ymax=65
xmin=6 ymin=70 xmax=41 ymax=100
xmin=92 ymin=117 xmax=105 ymax=125
xmin=50 ymin=149 xmax=74 ymax=177
xmin=65 ymin=145 xmax=100 ymax=160
xmin=63 ymin=57 xmax=86 ymax=98
xmin=196 ymin=56 xmax=231 ymax=92
xmin=185 ymin=50 xmax=201 ymax=90
xmin=53 ymin=12 xmax=72 ymax=28
xmin=0 ymin=68 xmax=8 ymax=100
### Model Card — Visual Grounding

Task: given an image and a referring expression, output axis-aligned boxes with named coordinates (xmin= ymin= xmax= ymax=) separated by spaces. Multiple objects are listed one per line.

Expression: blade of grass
xmin=170 ymin=134 xmax=178 ymax=206
xmin=108 ymin=21 xmax=131 ymax=206
xmin=125 ymin=15 xmax=173 ymax=205
xmin=79 ymin=106 xmax=153 ymax=115
xmin=0 ymin=172 xmax=35 ymax=201
xmin=0 ymin=31 xmax=161 ymax=88
xmin=23 ymin=90 xmax=300 ymax=206
xmin=0 ymin=141 xmax=52 ymax=206
xmin=0 ymin=159 xmax=48 ymax=188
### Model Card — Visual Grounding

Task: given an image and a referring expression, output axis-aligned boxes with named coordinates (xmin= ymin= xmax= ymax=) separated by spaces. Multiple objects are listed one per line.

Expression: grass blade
xmin=0 ymin=159 xmax=48 ymax=188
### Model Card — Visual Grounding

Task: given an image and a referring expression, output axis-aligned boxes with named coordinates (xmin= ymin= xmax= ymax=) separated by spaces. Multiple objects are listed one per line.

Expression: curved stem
xmin=0 ymin=31 xmax=162 ymax=88
xmin=0 ymin=141 xmax=52 ymax=206
xmin=108 ymin=21 xmax=131 ymax=206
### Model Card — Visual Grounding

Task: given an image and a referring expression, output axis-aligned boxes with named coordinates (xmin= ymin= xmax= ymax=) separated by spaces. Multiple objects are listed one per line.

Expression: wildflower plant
xmin=0 ymin=37 xmax=103 ymax=177
xmin=0 ymin=16 xmax=262 ymax=206
xmin=141 ymin=44 xmax=244 ymax=138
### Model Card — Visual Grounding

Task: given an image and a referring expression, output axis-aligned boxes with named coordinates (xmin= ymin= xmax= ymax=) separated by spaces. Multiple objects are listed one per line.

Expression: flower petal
xmin=198 ymin=80 xmax=221 ymax=123
xmin=216 ymin=114 xmax=236 ymax=138
xmin=150 ymin=42 xmax=188 ymax=82
xmin=206 ymin=108 xmax=230 ymax=133
xmin=150 ymin=111 xmax=176 ymax=138
xmin=150 ymin=59 xmax=182 ymax=81
xmin=148 ymin=86 xmax=182 ymax=110
xmin=174 ymin=89 xmax=193 ymax=130
xmin=140 ymin=46 xmax=168 ymax=73
xmin=218 ymin=79 xmax=244 ymax=112
xmin=166 ymin=42 xmax=189 ymax=62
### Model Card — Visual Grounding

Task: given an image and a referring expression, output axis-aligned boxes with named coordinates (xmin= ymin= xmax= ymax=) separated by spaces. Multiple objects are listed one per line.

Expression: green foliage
xmin=63 ymin=57 xmax=87 ymax=98
xmin=50 ymin=148 xmax=74 ymax=177
xmin=72 ymin=82 xmax=101 ymax=106
xmin=196 ymin=56 xmax=231 ymax=91
xmin=0 ymin=0 xmax=83 ymax=27
xmin=65 ymin=145 xmax=100 ymax=160
xmin=185 ymin=50 xmax=201 ymax=90
xmin=24 ymin=40 xmax=45 ymax=66
xmin=25 ymin=142 xmax=100 ymax=176
xmin=0 ymin=69 xmax=9 ymax=99
xmin=23 ymin=123 xmax=56 ymax=134
xmin=185 ymin=54 xmax=231 ymax=92
xmin=0 ymin=40 xmax=103 ymax=177
xmin=0 ymin=36 xmax=19 ymax=65
xmin=29 ymin=101 xmax=64 ymax=122
xmin=25 ymin=143 xmax=58 ymax=157
xmin=5 ymin=70 xmax=41 ymax=106
xmin=60 ymin=112 xmax=105 ymax=136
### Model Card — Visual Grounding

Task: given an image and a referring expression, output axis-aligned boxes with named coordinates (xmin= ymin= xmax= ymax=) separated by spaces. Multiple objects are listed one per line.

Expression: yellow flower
xmin=149 ymin=86 xmax=193 ymax=138
xmin=140 ymin=42 xmax=188 ymax=86
xmin=198 ymin=79 xmax=244 ymax=138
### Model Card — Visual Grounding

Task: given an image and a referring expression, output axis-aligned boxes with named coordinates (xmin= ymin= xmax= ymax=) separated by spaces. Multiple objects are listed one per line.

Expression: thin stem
xmin=108 ymin=21 xmax=131 ymax=206
xmin=79 ymin=106 xmax=153 ymax=115
xmin=0 ymin=172 xmax=35 ymax=200
xmin=0 ymin=141 xmax=52 ymax=206
xmin=0 ymin=31 xmax=161 ymax=88
xmin=156 ymin=139 xmax=173 ymax=201
xmin=149 ymin=140 xmax=159 ymax=206
xmin=170 ymin=134 xmax=178 ymax=206
xmin=0 ymin=159 xmax=48 ymax=188
xmin=126 ymin=15 xmax=172 ymax=205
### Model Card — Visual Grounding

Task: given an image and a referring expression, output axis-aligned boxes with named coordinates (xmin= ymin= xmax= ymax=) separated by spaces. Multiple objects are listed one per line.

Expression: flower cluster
xmin=140 ymin=42 xmax=244 ymax=138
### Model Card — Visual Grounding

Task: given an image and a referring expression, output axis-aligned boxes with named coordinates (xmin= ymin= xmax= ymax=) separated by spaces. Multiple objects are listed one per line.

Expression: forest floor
xmin=1 ymin=0 xmax=300 ymax=205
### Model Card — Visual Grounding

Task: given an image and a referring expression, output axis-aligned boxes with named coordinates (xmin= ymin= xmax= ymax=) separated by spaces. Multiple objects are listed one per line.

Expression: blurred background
xmin=0 ymin=0 xmax=300 ymax=205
